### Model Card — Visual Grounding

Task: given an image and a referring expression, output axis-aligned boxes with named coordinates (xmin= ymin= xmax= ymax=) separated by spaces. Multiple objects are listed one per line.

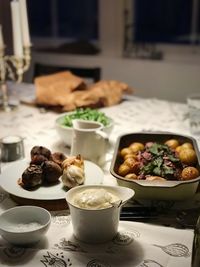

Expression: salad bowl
xmin=55 ymin=108 xmax=114 ymax=146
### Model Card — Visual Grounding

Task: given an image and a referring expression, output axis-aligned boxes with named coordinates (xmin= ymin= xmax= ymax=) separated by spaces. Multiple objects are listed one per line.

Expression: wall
xmin=26 ymin=51 xmax=200 ymax=103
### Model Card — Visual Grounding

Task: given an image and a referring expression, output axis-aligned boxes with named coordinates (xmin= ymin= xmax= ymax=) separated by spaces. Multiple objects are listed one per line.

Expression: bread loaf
xmin=35 ymin=71 xmax=86 ymax=106
xmin=34 ymin=71 xmax=133 ymax=111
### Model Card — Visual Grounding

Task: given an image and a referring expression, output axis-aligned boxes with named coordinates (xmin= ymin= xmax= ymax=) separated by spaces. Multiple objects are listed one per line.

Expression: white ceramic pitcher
xmin=70 ymin=119 xmax=109 ymax=166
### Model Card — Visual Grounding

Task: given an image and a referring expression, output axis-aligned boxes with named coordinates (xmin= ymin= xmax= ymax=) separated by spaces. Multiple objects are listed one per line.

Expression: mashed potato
xmin=72 ymin=188 xmax=120 ymax=209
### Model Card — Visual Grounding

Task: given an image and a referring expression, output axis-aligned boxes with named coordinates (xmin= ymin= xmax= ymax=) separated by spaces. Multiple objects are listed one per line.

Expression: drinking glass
xmin=187 ymin=95 xmax=200 ymax=135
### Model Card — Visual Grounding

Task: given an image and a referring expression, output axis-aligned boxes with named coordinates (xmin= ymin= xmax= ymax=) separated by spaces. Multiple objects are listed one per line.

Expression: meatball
xmin=30 ymin=146 xmax=51 ymax=161
xmin=30 ymin=154 xmax=48 ymax=165
xmin=43 ymin=160 xmax=63 ymax=183
xmin=21 ymin=164 xmax=43 ymax=189
xmin=51 ymin=152 xmax=67 ymax=167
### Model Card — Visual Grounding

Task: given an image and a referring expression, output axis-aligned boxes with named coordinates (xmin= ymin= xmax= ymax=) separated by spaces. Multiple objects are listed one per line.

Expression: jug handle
xmin=96 ymin=130 xmax=116 ymax=152
xmin=96 ymin=129 xmax=109 ymax=140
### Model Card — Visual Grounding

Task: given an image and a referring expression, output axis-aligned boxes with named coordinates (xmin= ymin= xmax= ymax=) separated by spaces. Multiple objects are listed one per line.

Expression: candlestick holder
xmin=0 ymin=45 xmax=31 ymax=111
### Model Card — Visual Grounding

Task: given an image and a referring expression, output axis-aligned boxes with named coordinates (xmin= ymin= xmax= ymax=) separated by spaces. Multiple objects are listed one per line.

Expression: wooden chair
xmin=33 ymin=63 xmax=101 ymax=83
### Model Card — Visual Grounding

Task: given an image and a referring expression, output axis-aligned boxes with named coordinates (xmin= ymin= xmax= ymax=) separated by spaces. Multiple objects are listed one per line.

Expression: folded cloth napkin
xmin=35 ymin=71 xmax=133 ymax=111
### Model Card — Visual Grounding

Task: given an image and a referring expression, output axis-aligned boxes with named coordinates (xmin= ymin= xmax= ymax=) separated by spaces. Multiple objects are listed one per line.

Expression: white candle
xmin=0 ymin=24 xmax=4 ymax=49
xmin=11 ymin=0 xmax=23 ymax=57
xmin=19 ymin=0 xmax=31 ymax=47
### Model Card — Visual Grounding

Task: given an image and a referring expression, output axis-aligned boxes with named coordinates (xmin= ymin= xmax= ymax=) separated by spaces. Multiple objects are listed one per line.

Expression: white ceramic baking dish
xmin=110 ymin=132 xmax=200 ymax=201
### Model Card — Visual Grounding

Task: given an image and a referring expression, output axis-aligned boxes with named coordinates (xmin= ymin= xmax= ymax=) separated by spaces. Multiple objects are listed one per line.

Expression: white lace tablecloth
xmin=0 ymin=217 xmax=193 ymax=267
xmin=0 ymin=84 xmax=199 ymax=266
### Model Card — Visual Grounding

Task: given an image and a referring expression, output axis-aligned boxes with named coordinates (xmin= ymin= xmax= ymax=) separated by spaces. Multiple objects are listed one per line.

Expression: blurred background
xmin=0 ymin=0 xmax=200 ymax=102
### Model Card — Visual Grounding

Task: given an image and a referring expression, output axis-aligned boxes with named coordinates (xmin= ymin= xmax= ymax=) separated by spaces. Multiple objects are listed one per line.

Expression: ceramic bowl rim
xmin=0 ymin=205 xmax=51 ymax=234
xmin=66 ymin=184 xmax=135 ymax=211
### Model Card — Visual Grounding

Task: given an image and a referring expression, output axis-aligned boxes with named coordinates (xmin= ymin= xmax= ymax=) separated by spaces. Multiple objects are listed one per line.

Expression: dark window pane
xmin=134 ymin=0 xmax=192 ymax=44
xmin=57 ymin=0 xmax=98 ymax=40
xmin=27 ymin=0 xmax=52 ymax=37
xmin=27 ymin=0 xmax=98 ymax=40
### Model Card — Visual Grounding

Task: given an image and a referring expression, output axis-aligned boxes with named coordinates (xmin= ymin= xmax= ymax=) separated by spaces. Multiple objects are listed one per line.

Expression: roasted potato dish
xmin=117 ymin=139 xmax=199 ymax=182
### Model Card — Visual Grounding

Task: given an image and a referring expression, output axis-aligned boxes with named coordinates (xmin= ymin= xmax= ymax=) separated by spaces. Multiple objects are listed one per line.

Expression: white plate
xmin=0 ymin=159 xmax=104 ymax=200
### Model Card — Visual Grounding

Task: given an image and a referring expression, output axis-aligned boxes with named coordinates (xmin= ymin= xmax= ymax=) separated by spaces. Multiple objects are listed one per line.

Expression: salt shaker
xmin=0 ymin=135 xmax=25 ymax=162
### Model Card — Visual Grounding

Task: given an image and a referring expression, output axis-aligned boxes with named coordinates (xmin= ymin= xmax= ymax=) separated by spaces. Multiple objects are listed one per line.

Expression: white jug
xmin=70 ymin=119 xmax=108 ymax=166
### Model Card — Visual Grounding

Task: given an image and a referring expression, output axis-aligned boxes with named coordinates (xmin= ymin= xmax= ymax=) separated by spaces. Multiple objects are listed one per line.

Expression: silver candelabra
xmin=0 ymin=45 xmax=31 ymax=111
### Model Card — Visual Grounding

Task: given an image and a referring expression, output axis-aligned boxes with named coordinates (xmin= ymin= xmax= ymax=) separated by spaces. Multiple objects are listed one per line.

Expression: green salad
xmin=61 ymin=108 xmax=110 ymax=127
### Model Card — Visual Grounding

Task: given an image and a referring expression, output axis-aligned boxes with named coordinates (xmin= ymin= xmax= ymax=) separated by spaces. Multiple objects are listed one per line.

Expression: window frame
xmin=30 ymin=0 xmax=200 ymax=63
xmin=29 ymin=0 xmax=99 ymax=48
xmin=124 ymin=0 xmax=200 ymax=62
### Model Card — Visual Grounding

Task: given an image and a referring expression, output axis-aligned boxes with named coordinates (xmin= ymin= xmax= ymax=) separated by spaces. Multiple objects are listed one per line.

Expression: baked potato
xmin=129 ymin=142 xmax=145 ymax=153
xmin=178 ymin=148 xmax=197 ymax=165
xmin=181 ymin=167 xmax=199 ymax=180
xmin=165 ymin=139 xmax=179 ymax=149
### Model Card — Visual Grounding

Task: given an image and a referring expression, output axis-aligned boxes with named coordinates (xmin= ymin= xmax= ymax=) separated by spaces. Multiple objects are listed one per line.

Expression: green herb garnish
xmin=61 ymin=108 xmax=110 ymax=127
xmin=141 ymin=143 xmax=182 ymax=179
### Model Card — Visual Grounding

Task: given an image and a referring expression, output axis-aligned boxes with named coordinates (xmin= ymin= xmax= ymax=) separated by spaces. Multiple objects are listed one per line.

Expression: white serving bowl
xmin=55 ymin=112 xmax=114 ymax=146
xmin=66 ymin=185 xmax=134 ymax=244
xmin=0 ymin=206 xmax=51 ymax=246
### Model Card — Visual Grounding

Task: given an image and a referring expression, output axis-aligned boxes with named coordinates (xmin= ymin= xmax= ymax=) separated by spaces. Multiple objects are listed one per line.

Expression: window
xmin=124 ymin=0 xmax=200 ymax=59
xmin=28 ymin=0 xmax=52 ymax=37
xmin=27 ymin=0 xmax=98 ymax=42
xmin=134 ymin=0 xmax=192 ymax=44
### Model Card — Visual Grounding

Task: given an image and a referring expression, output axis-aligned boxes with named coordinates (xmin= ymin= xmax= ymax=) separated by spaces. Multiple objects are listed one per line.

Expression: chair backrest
xmin=33 ymin=63 xmax=101 ymax=83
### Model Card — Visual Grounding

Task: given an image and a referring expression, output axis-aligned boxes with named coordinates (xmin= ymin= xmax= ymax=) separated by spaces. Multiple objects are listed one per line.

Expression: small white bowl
xmin=66 ymin=185 xmax=134 ymax=243
xmin=0 ymin=206 xmax=51 ymax=246
xmin=55 ymin=112 xmax=114 ymax=146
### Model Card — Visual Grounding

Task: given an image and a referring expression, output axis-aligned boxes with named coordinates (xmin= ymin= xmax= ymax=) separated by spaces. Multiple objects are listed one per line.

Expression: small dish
xmin=0 ymin=206 xmax=51 ymax=245
xmin=55 ymin=111 xmax=114 ymax=146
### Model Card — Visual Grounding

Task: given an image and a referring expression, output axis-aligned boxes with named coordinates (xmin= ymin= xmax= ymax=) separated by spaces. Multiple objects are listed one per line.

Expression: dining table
xmin=0 ymin=82 xmax=200 ymax=267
